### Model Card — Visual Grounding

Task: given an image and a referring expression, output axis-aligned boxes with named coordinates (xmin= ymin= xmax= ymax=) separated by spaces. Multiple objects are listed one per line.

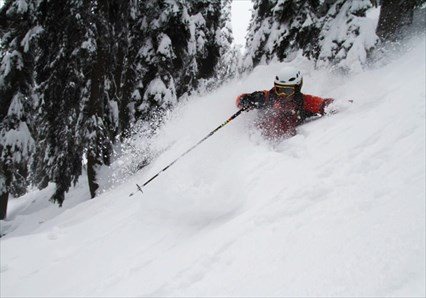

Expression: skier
xmin=236 ymin=66 xmax=334 ymax=139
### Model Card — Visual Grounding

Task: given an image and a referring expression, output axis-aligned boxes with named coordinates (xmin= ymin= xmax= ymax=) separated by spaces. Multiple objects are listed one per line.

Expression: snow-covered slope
xmin=1 ymin=38 xmax=425 ymax=297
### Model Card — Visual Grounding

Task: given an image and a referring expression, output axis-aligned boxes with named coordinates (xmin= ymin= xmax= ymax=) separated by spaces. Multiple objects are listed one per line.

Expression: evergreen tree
xmin=116 ymin=1 xmax=139 ymax=137
xmin=33 ymin=0 xmax=120 ymax=202
xmin=243 ymin=0 xmax=382 ymax=73
xmin=121 ymin=0 xmax=183 ymax=129
xmin=211 ymin=0 xmax=242 ymax=86
xmin=0 ymin=0 xmax=38 ymax=219
xmin=189 ymin=0 xmax=224 ymax=81
xmin=32 ymin=0 xmax=90 ymax=205
xmin=122 ymin=0 xmax=235 ymax=129
xmin=76 ymin=0 xmax=116 ymax=199
xmin=315 ymin=0 xmax=379 ymax=72
xmin=102 ymin=0 xmax=131 ymax=139
xmin=243 ymin=0 xmax=275 ymax=69
xmin=376 ymin=0 xmax=423 ymax=42
xmin=243 ymin=0 xmax=320 ymax=70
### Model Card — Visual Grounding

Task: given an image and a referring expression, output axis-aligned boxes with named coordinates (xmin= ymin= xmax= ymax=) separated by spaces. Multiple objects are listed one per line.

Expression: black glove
xmin=239 ymin=94 xmax=259 ymax=111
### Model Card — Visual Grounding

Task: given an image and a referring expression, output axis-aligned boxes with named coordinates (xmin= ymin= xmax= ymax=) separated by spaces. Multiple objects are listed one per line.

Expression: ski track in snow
xmin=1 ymin=38 xmax=425 ymax=297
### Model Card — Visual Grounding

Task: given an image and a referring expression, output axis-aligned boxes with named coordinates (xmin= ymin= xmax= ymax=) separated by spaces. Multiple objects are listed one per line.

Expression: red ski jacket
xmin=236 ymin=87 xmax=333 ymax=138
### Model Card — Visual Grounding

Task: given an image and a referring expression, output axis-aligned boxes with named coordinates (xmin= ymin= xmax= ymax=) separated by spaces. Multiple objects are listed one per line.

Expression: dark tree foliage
xmin=244 ymin=0 xmax=383 ymax=72
xmin=244 ymin=0 xmax=320 ymax=69
xmin=189 ymin=1 xmax=222 ymax=80
xmin=376 ymin=0 xmax=423 ymax=42
xmin=122 ymin=0 xmax=234 ymax=131
xmin=0 ymin=0 xmax=37 ymax=219
xmin=32 ymin=0 xmax=88 ymax=205
xmin=315 ymin=0 xmax=379 ymax=72
xmin=273 ymin=0 xmax=320 ymax=61
xmin=77 ymin=0 xmax=115 ymax=199
xmin=120 ymin=1 xmax=184 ymax=128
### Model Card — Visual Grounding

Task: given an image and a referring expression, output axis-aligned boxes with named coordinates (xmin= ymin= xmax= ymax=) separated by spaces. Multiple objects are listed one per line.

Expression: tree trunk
xmin=376 ymin=0 xmax=417 ymax=41
xmin=51 ymin=185 xmax=65 ymax=207
xmin=0 ymin=191 xmax=8 ymax=220
xmin=87 ymin=151 xmax=99 ymax=199
xmin=0 ymin=166 xmax=11 ymax=220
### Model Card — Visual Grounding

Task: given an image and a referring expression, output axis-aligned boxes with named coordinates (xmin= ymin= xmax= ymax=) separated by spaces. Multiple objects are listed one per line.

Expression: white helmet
xmin=274 ymin=66 xmax=303 ymax=87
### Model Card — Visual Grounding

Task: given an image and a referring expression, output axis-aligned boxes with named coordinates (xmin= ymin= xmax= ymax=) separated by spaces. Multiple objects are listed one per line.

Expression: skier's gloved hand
xmin=238 ymin=94 xmax=259 ymax=111
xmin=324 ymin=98 xmax=353 ymax=114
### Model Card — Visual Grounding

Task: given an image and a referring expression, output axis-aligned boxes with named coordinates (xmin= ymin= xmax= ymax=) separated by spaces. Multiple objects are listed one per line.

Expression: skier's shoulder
xmin=302 ymin=93 xmax=325 ymax=102
xmin=302 ymin=93 xmax=327 ymax=114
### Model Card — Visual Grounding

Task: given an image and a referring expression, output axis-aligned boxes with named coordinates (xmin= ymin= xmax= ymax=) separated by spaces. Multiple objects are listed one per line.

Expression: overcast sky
xmin=231 ymin=0 xmax=253 ymax=51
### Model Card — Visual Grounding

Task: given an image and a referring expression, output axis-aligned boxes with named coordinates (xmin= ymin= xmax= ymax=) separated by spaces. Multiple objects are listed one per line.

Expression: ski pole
xmin=129 ymin=108 xmax=246 ymax=196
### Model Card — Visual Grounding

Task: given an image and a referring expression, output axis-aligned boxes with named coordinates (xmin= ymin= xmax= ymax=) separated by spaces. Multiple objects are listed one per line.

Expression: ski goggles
xmin=274 ymin=85 xmax=296 ymax=96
